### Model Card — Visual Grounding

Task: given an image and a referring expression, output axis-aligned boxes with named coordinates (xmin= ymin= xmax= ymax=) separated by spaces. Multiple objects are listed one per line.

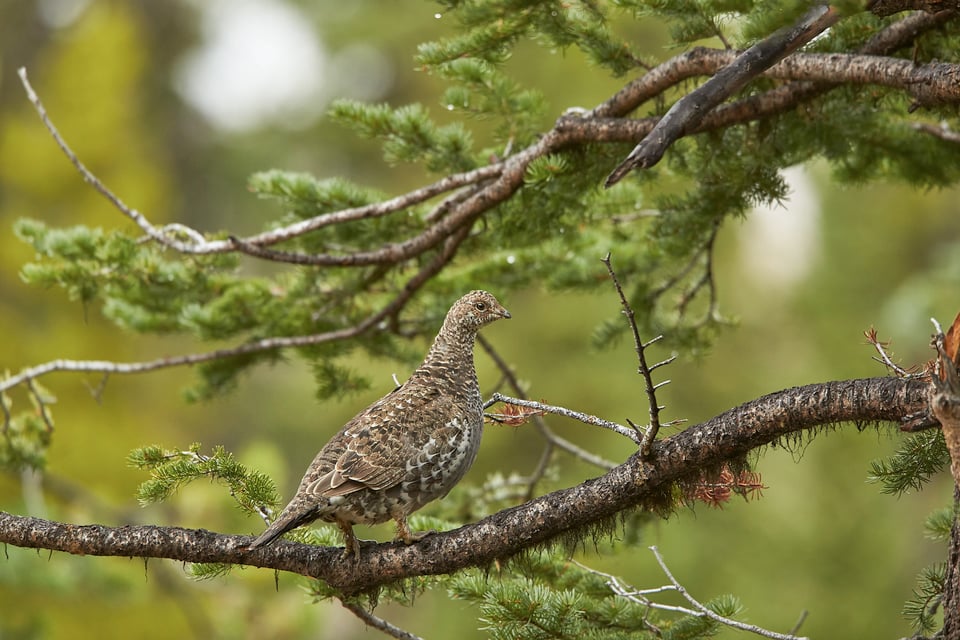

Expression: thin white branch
xmin=575 ymin=553 xmax=809 ymax=640
xmin=649 ymin=545 xmax=810 ymax=640
xmin=485 ymin=393 xmax=643 ymax=444
xmin=0 ymin=326 xmax=370 ymax=394
xmin=17 ymin=67 xmax=192 ymax=250
xmin=240 ymin=164 xmax=502 ymax=250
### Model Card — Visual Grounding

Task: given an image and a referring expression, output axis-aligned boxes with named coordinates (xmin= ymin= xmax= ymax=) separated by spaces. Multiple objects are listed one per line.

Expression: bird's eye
xmin=474 ymin=302 xmax=486 ymax=311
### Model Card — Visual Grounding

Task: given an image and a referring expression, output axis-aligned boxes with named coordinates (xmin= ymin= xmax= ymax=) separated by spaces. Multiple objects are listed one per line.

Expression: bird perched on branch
xmin=247 ymin=290 xmax=511 ymax=556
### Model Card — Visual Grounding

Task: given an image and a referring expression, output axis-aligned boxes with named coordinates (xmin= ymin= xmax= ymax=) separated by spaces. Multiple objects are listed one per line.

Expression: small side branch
xmin=0 ymin=331 xmax=365 ymax=395
xmin=914 ymin=121 xmax=960 ymax=145
xmin=576 ymin=550 xmax=809 ymax=639
xmin=485 ymin=393 xmax=642 ymax=444
xmin=339 ymin=600 xmax=424 ymax=640
xmin=17 ymin=67 xmax=185 ymax=249
xmin=864 ymin=327 xmax=912 ymax=376
xmin=601 ymin=254 xmax=678 ymax=456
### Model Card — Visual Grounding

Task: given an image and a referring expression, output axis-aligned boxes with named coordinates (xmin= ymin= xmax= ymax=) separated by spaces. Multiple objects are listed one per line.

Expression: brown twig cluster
xmin=686 ymin=464 xmax=766 ymax=509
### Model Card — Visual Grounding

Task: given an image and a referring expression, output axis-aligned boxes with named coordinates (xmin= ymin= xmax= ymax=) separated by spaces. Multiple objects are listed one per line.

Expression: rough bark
xmin=0 ymin=376 xmax=929 ymax=595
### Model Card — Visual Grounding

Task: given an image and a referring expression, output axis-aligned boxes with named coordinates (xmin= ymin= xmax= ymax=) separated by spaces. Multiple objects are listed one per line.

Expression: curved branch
xmin=0 ymin=377 xmax=930 ymax=594
xmin=18 ymin=12 xmax=951 ymax=261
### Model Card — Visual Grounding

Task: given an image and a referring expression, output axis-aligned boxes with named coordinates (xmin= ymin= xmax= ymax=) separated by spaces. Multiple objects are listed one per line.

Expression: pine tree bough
xmin=4 ymin=10 xmax=958 ymax=405
xmin=0 ymin=377 xmax=929 ymax=595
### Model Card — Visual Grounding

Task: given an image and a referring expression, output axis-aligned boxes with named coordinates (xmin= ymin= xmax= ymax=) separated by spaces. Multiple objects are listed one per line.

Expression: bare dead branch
xmin=0 ymin=376 xmax=928 ymax=595
xmin=605 ymin=5 xmax=841 ymax=185
xmin=601 ymin=254 xmax=673 ymax=457
xmin=576 ymin=550 xmax=809 ymax=640
xmin=0 ymin=331 xmax=368 ymax=395
xmin=477 ymin=334 xmax=617 ymax=480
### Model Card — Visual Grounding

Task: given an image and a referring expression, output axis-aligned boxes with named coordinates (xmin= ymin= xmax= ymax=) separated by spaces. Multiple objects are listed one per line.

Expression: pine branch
xmin=0 ymin=222 xmax=471 ymax=395
xmin=7 ymin=10 xmax=954 ymax=399
xmin=0 ymin=377 xmax=929 ymax=595
xmin=15 ymin=10 xmax=954 ymax=266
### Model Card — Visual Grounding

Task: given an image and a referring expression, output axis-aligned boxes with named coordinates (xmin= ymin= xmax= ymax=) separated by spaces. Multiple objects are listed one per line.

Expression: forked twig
xmin=648 ymin=546 xmax=809 ymax=640
xmin=864 ymin=327 xmax=911 ymax=377
xmin=601 ymin=254 xmax=679 ymax=456
xmin=576 ymin=549 xmax=810 ymax=640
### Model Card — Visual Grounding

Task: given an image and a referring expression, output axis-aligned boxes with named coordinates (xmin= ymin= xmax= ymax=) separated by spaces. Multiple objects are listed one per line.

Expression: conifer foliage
xmin=3 ymin=1 xmax=960 ymax=638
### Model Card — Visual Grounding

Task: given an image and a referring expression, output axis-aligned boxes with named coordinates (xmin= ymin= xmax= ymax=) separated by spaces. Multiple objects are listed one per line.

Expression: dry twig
xmin=339 ymin=600 xmax=423 ymax=640
xmin=601 ymin=254 xmax=680 ymax=456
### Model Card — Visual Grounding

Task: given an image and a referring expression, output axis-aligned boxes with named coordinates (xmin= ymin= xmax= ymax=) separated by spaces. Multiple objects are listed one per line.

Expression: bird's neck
xmin=414 ymin=323 xmax=478 ymax=385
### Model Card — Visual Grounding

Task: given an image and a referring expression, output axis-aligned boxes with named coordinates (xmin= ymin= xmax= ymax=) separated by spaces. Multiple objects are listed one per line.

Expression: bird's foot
xmin=400 ymin=529 xmax=436 ymax=545
xmin=394 ymin=516 xmax=436 ymax=545
xmin=339 ymin=536 xmax=377 ymax=557
xmin=336 ymin=518 xmax=373 ymax=562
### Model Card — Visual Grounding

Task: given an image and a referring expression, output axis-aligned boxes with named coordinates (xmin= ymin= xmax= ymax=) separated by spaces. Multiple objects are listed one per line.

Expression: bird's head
xmin=448 ymin=290 xmax=511 ymax=332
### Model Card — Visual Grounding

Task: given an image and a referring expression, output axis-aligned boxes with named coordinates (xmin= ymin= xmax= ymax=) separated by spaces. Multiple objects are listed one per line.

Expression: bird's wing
xmin=305 ymin=387 xmax=457 ymax=498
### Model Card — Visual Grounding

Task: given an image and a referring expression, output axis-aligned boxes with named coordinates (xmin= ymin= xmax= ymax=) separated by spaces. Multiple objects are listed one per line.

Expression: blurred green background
xmin=2 ymin=2 xmax=960 ymax=638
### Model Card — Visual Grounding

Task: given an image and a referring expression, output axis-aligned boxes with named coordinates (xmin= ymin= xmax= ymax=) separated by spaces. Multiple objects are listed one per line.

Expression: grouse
xmin=247 ymin=290 xmax=511 ymax=556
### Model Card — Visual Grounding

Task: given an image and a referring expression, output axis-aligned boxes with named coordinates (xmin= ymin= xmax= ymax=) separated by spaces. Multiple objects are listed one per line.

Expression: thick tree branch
xmin=0 ymin=377 xmax=929 ymax=595
xmin=869 ymin=0 xmax=960 ymax=17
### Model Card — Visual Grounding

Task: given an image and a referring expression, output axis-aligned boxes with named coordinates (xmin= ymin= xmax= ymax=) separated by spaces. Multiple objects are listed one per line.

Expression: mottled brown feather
xmin=246 ymin=290 xmax=510 ymax=553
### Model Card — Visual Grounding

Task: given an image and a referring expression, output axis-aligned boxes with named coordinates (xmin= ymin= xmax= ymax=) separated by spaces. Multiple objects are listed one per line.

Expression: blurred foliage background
xmin=2 ymin=1 xmax=960 ymax=638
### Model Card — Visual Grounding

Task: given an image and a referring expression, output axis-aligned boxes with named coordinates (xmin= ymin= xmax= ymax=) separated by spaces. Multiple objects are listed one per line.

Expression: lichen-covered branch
xmin=0 ymin=376 xmax=929 ymax=595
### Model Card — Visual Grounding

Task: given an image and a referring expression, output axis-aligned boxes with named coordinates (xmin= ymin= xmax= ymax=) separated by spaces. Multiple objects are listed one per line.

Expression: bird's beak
xmin=501 ymin=308 xmax=512 ymax=319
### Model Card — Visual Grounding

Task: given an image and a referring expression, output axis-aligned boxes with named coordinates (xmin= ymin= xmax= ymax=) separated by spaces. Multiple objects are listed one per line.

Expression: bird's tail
xmin=246 ymin=504 xmax=315 ymax=550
